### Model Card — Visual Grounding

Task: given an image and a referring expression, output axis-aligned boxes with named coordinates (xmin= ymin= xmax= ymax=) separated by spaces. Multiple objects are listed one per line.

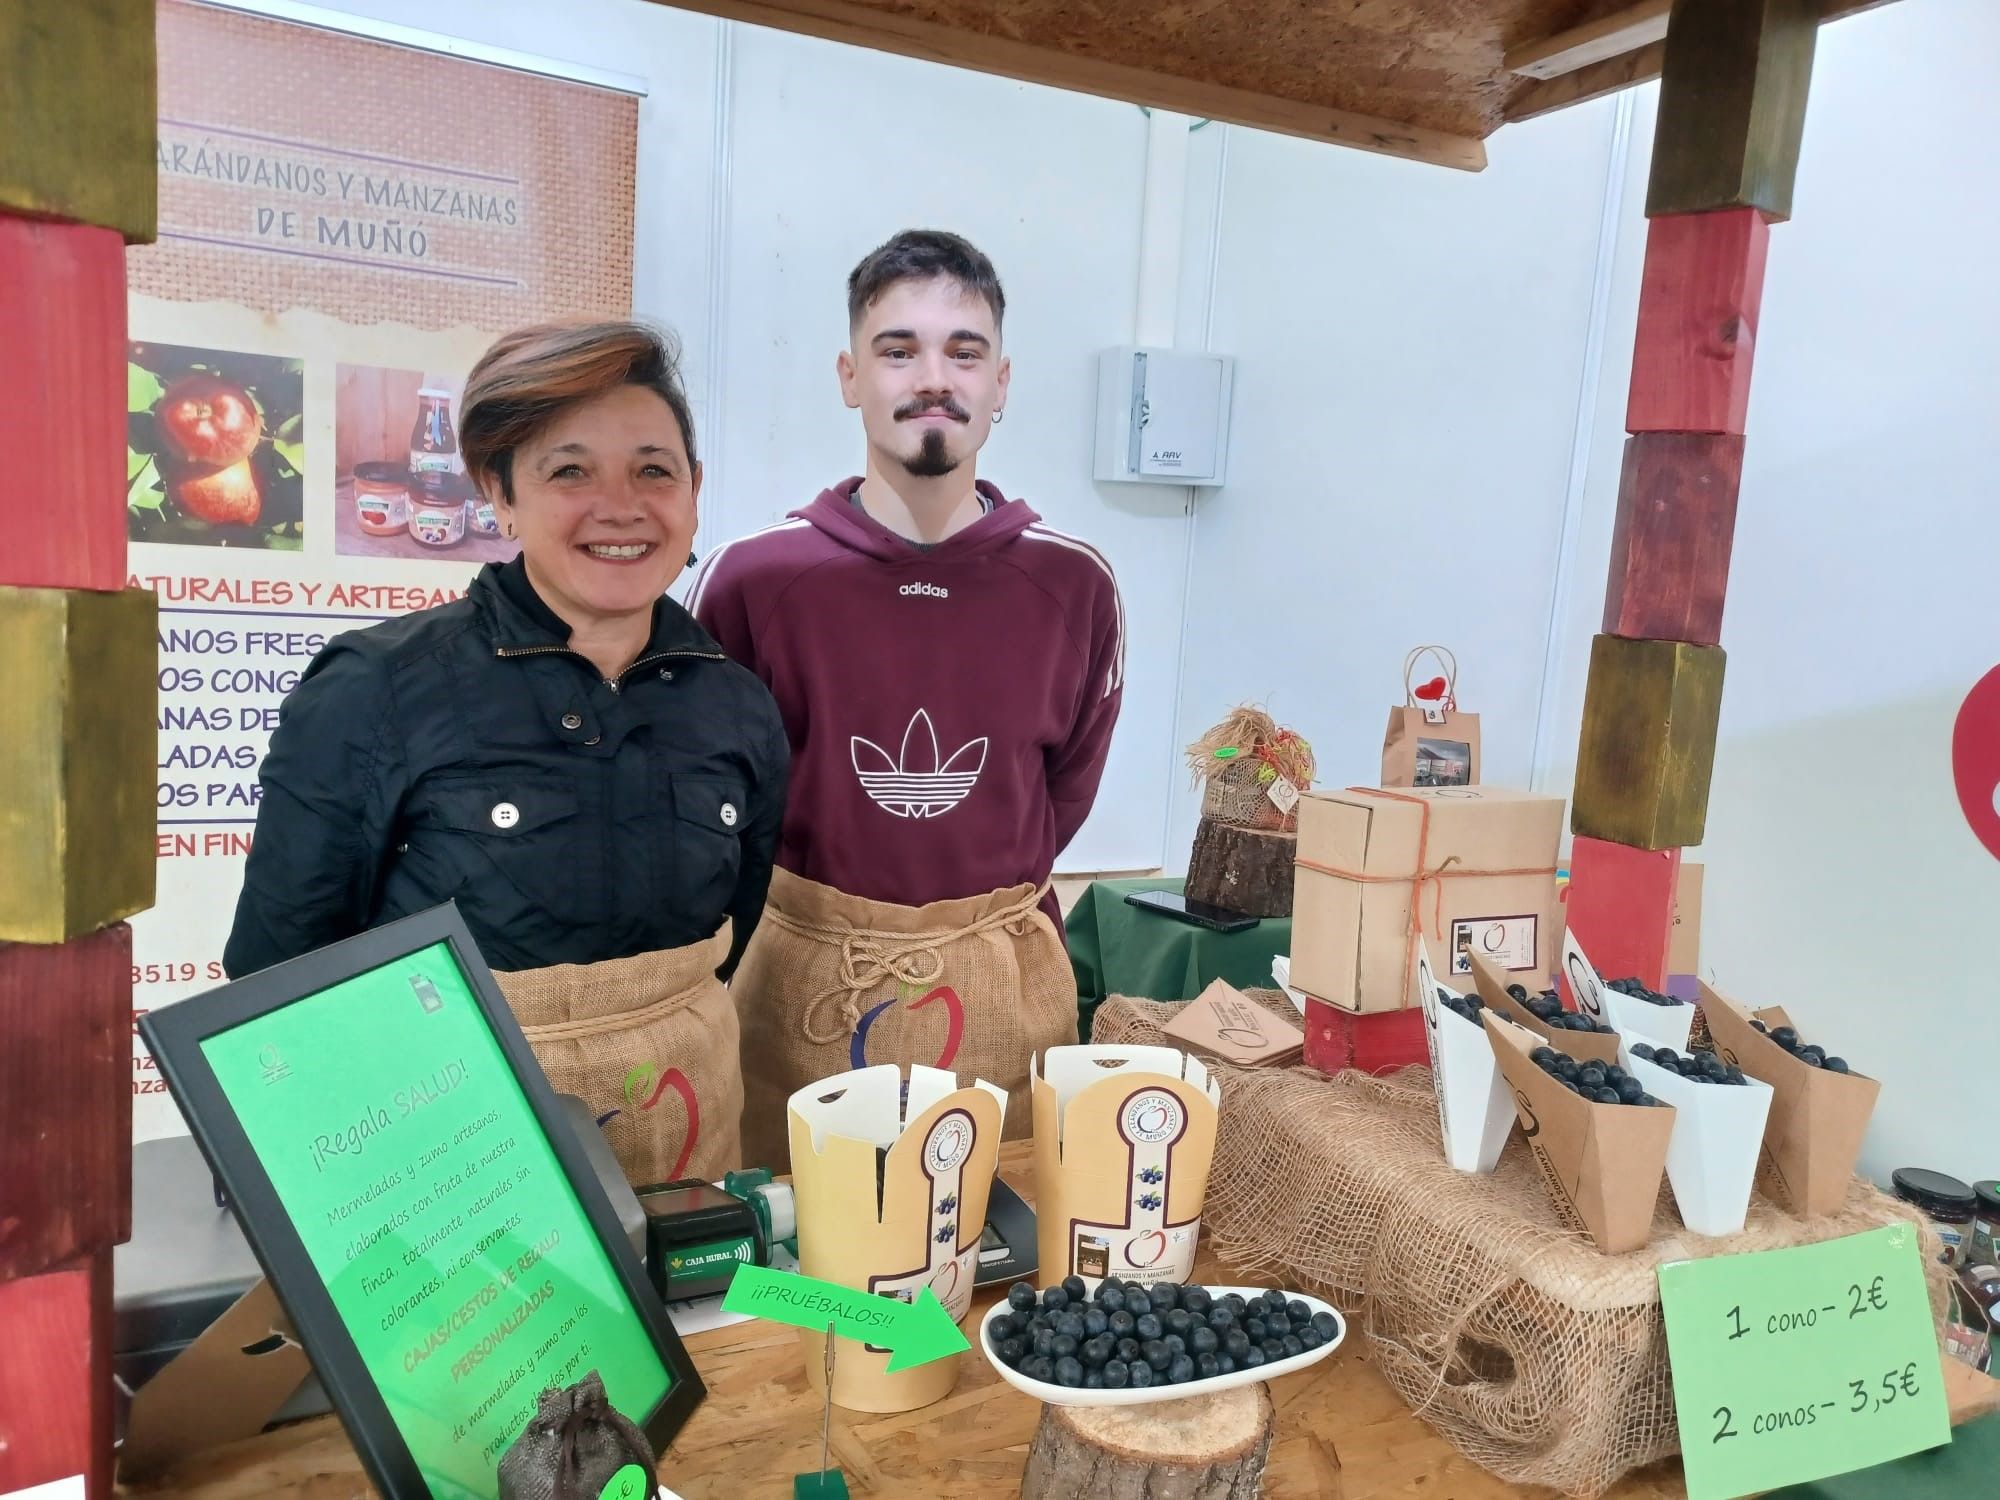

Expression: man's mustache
xmin=894 ymin=397 xmax=971 ymax=422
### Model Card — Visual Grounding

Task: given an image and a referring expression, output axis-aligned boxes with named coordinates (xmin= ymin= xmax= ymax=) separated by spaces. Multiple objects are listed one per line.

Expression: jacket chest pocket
xmin=403 ymin=777 xmax=594 ymax=924
xmin=666 ymin=774 xmax=746 ymax=920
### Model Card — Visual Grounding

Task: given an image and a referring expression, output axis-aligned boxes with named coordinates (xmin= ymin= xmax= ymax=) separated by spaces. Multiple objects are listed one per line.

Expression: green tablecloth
xmin=1066 ymin=876 xmax=1293 ymax=1040
xmin=1767 ymin=1410 xmax=1998 ymax=1499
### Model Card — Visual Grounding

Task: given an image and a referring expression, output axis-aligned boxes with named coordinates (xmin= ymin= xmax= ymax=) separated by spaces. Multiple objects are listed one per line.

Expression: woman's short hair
xmin=459 ymin=321 xmax=696 ymax=502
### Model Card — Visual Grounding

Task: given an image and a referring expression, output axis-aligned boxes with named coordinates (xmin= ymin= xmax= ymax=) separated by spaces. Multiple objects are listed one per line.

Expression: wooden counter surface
xmin=120 ymin=1144 xmax=2000 ymax=1499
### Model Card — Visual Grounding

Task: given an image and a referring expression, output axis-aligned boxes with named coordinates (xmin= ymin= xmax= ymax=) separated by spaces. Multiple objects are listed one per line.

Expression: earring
xmin=687 ymin=551 xmax=698 ymax=567
xmin=992 ymin=409 xmax=1005 ymax=424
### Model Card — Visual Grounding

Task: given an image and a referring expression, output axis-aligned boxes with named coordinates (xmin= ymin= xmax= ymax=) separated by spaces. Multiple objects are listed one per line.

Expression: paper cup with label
xmin=1416 ymin=938 xmax=1514 ymax=1174
xmin=1483 ymin=1012 xmax=1675 ymax=1255
xmin=1562 ymin=929 xmax=1695 ymax=1052
xmin=1619 ymin=1038 xmax=1773 ymax=1236
xmin=1031 ymin=1046 xmax=1220 ymax=1292
xmin=788 ymin=1064 xmax=1007 ymax=1413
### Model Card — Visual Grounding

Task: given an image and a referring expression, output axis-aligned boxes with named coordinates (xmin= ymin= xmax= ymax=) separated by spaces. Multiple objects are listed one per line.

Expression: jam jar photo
xmin=409 ymin=385 xmax=461 ymax=476
xmin=407 ymin=471 xmax=472 ymax=549
xmin=352 ymin=462 xmax=412 ymax=537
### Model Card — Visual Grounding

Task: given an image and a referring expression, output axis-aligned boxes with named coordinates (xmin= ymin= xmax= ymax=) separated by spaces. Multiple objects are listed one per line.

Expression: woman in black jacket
xmin=224 ymin=322 xmax=788 ymax=1182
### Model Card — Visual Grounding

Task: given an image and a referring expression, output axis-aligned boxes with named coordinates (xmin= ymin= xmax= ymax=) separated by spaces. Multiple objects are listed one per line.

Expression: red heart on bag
xmin=1413 ymin=676 xmax=1449 ymax=702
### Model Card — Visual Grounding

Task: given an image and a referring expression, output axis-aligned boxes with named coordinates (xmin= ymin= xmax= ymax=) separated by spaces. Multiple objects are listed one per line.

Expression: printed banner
xmin=129 ymin=0 xmax=638 ymax=1138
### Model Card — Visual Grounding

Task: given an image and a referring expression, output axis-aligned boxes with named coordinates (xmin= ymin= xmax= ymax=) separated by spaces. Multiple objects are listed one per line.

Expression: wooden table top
xmin=120 ymin=1142 xmax=1999 ymax=1499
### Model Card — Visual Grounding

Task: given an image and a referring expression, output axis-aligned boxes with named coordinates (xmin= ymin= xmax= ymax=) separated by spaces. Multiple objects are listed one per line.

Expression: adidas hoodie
xmin=690 ymin=477 xmax=1123 ymax=926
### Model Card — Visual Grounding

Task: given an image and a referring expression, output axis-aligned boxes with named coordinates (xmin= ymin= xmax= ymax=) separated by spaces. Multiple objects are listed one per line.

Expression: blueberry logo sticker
xmin=924 ymin=1112 xmax=974 ymax=1176
xmin=849 ymin=983 xmax=965 ymax=1071
xmin=1121 ymin=1090 xmax=1185 ymax=1146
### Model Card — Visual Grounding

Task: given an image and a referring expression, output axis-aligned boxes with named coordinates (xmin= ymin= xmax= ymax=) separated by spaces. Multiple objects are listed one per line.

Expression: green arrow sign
xmin=720 ymin=1263 xmax=970 ymax=1373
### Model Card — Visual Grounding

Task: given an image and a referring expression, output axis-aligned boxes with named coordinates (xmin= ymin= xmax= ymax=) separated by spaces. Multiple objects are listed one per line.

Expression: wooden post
xmin=0 ymin=3 xmax=158 ymax=1495
xmin=1566 ymin=0 xmax=1815 ymax=984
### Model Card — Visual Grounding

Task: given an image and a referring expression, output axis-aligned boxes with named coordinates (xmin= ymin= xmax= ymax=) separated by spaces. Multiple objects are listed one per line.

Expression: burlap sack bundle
xmin=735 ymin=867 xmax=1077 ymax=1170
xmin=497 ymin=929 xmax=740 ymax=1187
xmin=1093 ymin=991 xmax=1950 ymax=1499
xmin=1186 ymin=706 xmax=1316 ymax=834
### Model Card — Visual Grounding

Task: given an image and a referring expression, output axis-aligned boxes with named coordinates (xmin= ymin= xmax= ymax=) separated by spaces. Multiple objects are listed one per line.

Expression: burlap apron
xmin=734 ymin=868 xmax=1078 ymax=1170
xmin=495 ymin=928 xmax=741 ymax=1187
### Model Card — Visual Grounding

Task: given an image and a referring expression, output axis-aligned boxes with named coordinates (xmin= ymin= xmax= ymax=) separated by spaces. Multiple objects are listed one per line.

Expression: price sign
xmin=1659 ymin=1224 xmax=1950 ymax=1500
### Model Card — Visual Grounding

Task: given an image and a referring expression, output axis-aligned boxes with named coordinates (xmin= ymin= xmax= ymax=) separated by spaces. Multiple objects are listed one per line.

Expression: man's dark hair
xmin=846 ymin=229 xmax=1005 ymax=331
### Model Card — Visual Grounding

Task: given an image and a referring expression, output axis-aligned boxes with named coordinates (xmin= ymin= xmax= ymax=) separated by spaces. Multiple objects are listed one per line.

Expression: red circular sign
xmin=1953 ymin=666 xmax=2000 ymax=861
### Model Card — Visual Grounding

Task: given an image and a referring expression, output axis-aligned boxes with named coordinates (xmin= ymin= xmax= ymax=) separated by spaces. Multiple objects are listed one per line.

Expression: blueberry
xmin=1020 ymin=1354 xmax=1053 ymax=1383
xmin=1263 ymin=1339 xmax=1287 ymax=1361
xmin=1750 ymin=1019 xmax=1768 ymax=1034
xmin=1530 ymin=1046 xmax=1559 ymax=1068
xmin=1223 ymin=1294 xmax=1248 ymax=1315
xmin=1098 ymin=1286 xmax=1126 ymax=1315
xmin=1224 ymin=1327 xmax=1251 ymax=1359
xmin=1616 ymin=1077 xmax=1645 ymax=1103
xmin=1091 ymin=1334 xmax=1120 ymax=1366
xmin=1216 ymin=1353 xmax=1237 ymax=1376
xmin=1654 ymin=1049 xmax=1680 ymax=1070
xmin=1206 ymin=1305 xmax=1235 ymax=1331
xmin=1699 ymin=1053 xmax=1727 ymax=1077
xmin=1165 ymin=1308 xmax=1193 ymax=1337
xmin=995 ymin=1335 xmax=1026 ymax=1365
xmin=1800 ymin=1051 xmax=1824 ymax=1068
xmin=1082 ymin=1308 xmax=1109 ymax=1338
xmin=1590 ymin=1086 xmax=1617 ymax=1104
xmin=1771 ymin=1027 xmax=1799 ymax=1049
xmin=1311 ymin=1311 xmax=1340 ymax=1340
xmin=1149 ymin=1283 xmax=1180 ymax=1311
xmin=1134 ymin=1312 xmax=1163 ymax=1342
xmin=1632 ymin=1042 xmax=1656 ymax=1060
xmin=1007 ymin=1282 xmax=1037 ymax=1313
xmin=1061 ymin=1275 xmax=1087 ymax=1300
xmin=1164 ymin=1334 xmax=1186 ymax=1356
xmin=989 ymin=1314 xmax=1018 ymax=1341
xmin=1181 ymin=1287 xmax=1212 ymax=1317
xmin=1195 ymin=1352 xmax=1221 ymax=1379
xmin=1578 ymin=1066 xmax=1606 ymax=1091
xmin=1824 ymin=1056 xmax=1850 ymax=1074
xmin=1555 ymin=1058 xmax=1580 ymax=1081
xmin=1116 ymin=1337 xmax=1140 ymax=1363
xmin=1281 ymin=1334 xmax=1304 ymax=1358
xmin=1265 ymin=1314 xmax=1290 ymax=1338
xmin=1298 ymin=1328 xmax=1322 ymax=1351
xmin=1055 ymin=1356 xmax=1084 ymax=1387
xmin=1285 ymin=1299 xmax=1311 ymax=1323
xmin=1142 ymin=1339 xmax=1172 ymax=1371
xmin=1108 ymin=1310 xmax=1136 ymax=1338
xmin=1051 ymin=1334 xmax=1078 ymax=1360
xmin=1168 ymin=1354 xmax=1196 ymax=1384
xmin=1128 ymin=1359 xmax=1155 ymax=1388
xmin=1041 ymin=1287 xmax=1068 ymax=1313
xmin=1245 ymin=1316 xmax=1267 ymax=1340
xmin=1262 ymin=1289 xmax=1287 ymax=1311
xmin=1242 ymin=1343 xmax=1267 ymax=1369
xmin=1507 ymin=983 xmax=1530 ymax=1001
xmin=1032 ymin=1328 xmax=1057 ymax=1358
xmin=1102 ymin=1359 xmax=1129 ymax=1389
xmin=1190 ymin=1325 xmax=1219 ymax=1355
xmin=1083 ymin=1368 xmax=1105 ymax=1389
xmin=1724 ymin=1065 xmax=1745 ymax=1085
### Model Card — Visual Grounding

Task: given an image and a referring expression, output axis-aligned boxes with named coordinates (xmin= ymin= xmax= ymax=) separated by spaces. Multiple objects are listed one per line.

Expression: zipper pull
xmin=604 ymin=679 xmax=620 ymax=694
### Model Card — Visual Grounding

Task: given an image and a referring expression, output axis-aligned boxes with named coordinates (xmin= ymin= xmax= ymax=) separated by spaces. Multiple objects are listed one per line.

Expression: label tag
xmin=1449 ymin=915 xmax=1538 ymax=976
xmin=1660 ymin=1225 xmax=1949 ymax=1500
xmin=597 ymin=1463 xmax=652 ymax=1500
xmin=1266 ymin=776 xmax=1300 ymax=815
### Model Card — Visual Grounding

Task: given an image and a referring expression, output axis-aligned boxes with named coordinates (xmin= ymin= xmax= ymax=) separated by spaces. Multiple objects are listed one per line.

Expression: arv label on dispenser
xmin=1450 ymin=915 xmax=1538 ymax=976
xmin=1033 ymin=1047 xmax=1220 ymax=1291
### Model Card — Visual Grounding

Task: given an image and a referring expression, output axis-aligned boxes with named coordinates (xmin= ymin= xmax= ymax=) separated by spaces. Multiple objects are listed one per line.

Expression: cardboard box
xmin=1698 ymin=987 xmax=1880 ymax=1219
xmin=1032 ymin=1047 xmax=1220 ymax=1292
xmin=1291 ymin=786 xmax=1563 ymax=1013
xmin=1484 ymin=1013 xmax=1676 ymax=1255
xmin=1416 ymin=939 xmax=1514 ymax=1174
xmin=1469 ymin=953 xmax=1622 ymax=1066
xmin=788 ymin=1065 xmax=1007 ymax=1413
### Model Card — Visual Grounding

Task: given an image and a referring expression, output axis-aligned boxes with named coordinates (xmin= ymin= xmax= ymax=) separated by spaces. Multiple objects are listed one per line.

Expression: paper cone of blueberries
xmin=1416 ymin=938 xmax=1514 ymax=1174
xmin=1560 ymin=929 xmax=1695 ymax=1054
xmin=1469 ymin=953 xmax=1621 ymax=1064
xmin=788 ymin=1064 xmax=1007 ymax=1412
xmin=1617 ymin=1035 xmax=1773 ymax=1236
xmin=1032 ymin=1046 xmax=1220 ymax=1294
xmin=1483 ymin=1012 xmax=1676 ymax=1255
xmin=1697 ymin=986 xmax=1880 ymax=1218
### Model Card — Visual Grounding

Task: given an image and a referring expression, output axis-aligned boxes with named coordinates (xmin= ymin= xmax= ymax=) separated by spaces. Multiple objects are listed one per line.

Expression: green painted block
xmin=1 ymin=0 xmax=158 ymax=242
xmin=793 ymin=1473 xmax=850 ymax=1500
xmin=1572 ymin=635 xmax=1726 ymax=852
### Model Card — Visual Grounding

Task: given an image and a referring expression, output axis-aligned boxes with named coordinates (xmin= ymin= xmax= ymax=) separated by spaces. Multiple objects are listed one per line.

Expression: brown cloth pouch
xmin=1382 ymin=643 xmax=1481 ymax=788
xmin=496 ymin=1370 xmax=656 ymax=1500
xmin=732 ymin=868 xmax=1077 ymax=1170
xmin=497 ymin=930 xmax=740 ymax=1186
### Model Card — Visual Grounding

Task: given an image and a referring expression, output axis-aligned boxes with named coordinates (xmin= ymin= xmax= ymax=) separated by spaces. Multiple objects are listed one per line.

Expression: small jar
xmin=353 ymin=461 xmax=411 ymax=537
xmin=407 ymin=471 xmax=470 ymax=549
xmin=1892 ymin=1167 xmax=1977 ymax=1264
xmin=467 ymin=489 xmax=502 ymax=537
xmin=1971 ymin=1181 xmax=2000 ymax=1266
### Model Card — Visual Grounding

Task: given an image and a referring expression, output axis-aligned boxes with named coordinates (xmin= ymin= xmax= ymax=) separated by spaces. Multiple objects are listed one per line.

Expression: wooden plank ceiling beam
xmin=655 ymin=0 xmax=1487 ymax=170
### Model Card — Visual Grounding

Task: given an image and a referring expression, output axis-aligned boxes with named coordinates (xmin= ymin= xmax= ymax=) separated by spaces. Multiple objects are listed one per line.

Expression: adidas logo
xmin=852 ymin=709 xmax=988 ymax=819
xmin=899 ymin=582 xmax=950 ymax=599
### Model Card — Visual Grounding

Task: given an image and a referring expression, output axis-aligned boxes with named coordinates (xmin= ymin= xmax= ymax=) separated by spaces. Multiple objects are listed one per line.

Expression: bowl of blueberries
xmin=981 ymin=1277 xmax=1345 ymax=1407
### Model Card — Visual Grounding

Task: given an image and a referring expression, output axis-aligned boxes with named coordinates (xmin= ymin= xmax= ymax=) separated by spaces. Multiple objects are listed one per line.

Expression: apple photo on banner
xmin=127 ymin=341 xmax=305 ymax=550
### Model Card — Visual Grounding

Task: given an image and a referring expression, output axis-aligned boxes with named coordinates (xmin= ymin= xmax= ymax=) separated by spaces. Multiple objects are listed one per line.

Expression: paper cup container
xmin=1031 ymin=1046 xmax=1221 ymax=1292
xmin=1619 ymin=1041 xmax=1774 ymax=1236
xmin=1469 ymin=954 xmax=1621 ymax=1065
xmin=788 ymin=1064 xmax=1007 ymax=1412
xmin=1417 ymin=940 xmax=1514 ymax=1174
xmin=1698 ymin=986 xmax=1881 ymax=1219
xmin=1484 ymin=1013 xmax=1676 ymax=1256
xmin=1601 ymin=988 xmax=1696 ymax=1053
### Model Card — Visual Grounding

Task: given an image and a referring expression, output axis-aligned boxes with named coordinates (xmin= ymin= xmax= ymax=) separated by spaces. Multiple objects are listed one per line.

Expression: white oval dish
xmin=979 ymin=1284 xmax=1345 ymax=1407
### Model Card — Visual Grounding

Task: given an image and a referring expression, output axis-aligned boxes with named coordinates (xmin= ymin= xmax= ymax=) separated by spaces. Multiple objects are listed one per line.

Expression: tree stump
xmin=1184 ymin=817 xmax=1295 ymax=918
xmin=1018 ymin=1385 xmax=1274 ymax=1499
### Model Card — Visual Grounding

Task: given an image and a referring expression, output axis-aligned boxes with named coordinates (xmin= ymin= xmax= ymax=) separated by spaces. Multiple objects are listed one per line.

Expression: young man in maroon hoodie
xmin=691 ymin=229 xmax=1124 ymax=1162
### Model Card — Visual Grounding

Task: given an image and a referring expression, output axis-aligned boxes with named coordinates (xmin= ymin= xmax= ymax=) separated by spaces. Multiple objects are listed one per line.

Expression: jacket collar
xmin=471 ymin=555 xmax=723 ymax=659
